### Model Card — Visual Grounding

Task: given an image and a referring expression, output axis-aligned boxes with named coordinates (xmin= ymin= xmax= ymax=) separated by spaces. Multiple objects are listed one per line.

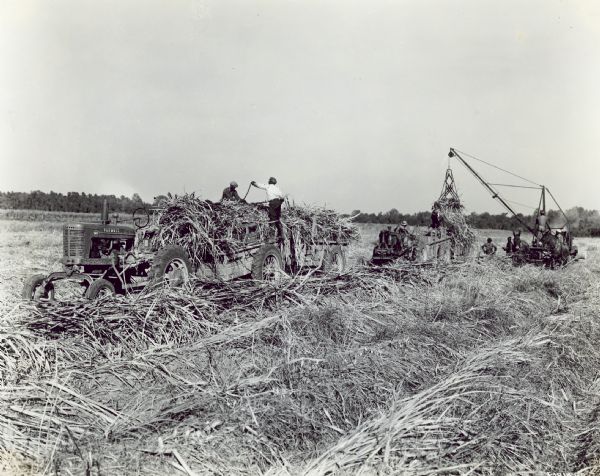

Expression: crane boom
xmin=448 ymin=148 xmax=538 ymax=235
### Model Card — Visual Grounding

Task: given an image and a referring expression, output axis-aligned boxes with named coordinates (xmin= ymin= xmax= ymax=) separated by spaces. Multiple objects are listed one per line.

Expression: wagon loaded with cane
xmin=22 ymin=194 xmax=358 ymax=300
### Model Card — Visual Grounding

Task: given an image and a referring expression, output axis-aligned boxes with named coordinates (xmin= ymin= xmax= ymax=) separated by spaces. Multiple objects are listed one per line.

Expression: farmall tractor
xmin=22 ymin=201 xmax=348 ymax=301
xmin=22 ymin=203 xmax=175 ymax=300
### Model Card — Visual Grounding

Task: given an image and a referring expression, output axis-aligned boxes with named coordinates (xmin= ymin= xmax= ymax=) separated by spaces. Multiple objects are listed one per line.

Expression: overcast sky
xmin=1 ymin=0 xmax=599 ymax=214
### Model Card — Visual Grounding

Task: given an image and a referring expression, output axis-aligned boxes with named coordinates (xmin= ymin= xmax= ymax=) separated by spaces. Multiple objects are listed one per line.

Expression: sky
xmin=1 ymin=0 xmax=599 ymax=215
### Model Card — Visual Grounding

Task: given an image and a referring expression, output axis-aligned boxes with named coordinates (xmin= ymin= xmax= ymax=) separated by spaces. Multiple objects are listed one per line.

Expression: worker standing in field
xmin=221 ymin=181 xmax=242 ymax=202
xmin=536 ymin=210 xmax=548 ymax=239
xmin=481 ymin=237 xmax=497 ymax=255
xmin=503 ymin=236 xmax=513 ymax=254
xmin=431 ymin=203 xmax=442 ymax=230
xmin=396 ymin=220 xmax=409 ymax=248
xmin=512 ymin=230 xmax=522 ymax=252
xmin=251 ymin=177 xmax=285 ymax=241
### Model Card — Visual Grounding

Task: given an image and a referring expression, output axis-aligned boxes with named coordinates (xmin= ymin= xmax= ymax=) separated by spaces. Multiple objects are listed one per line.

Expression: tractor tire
xmin=148 ymin=245 xmax=193 ymax=287
xmin=22 ymin=274 xmax=54 ymax=301
xmin=85 ymin=279 xmax=115 ymax=299
xmin=321 ymin=245 xmax=347 ymax=275
xmin=251 ymin=245 xmax=284 ymax=282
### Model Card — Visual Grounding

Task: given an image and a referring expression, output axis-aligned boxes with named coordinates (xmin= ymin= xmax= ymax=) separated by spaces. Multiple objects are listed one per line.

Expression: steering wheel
xmin=132 ymin=207 xmax=150 ymax=229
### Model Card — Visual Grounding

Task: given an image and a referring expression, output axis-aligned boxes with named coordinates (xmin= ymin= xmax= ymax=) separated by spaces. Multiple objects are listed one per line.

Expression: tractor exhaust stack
xmin=101 ymin=199 xmax=109 ymax=224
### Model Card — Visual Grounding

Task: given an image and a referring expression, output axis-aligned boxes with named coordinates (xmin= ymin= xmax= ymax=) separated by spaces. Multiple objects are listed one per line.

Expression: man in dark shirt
xmin=512 ymin=230 xmax=522 ymax=252
xmin=431 ymin=202 xmax=442 ymax=229
xmin=221 ymin=181 xmax=241 ymax=202
xmin=503 ymin=236 xmax=513 ymax=254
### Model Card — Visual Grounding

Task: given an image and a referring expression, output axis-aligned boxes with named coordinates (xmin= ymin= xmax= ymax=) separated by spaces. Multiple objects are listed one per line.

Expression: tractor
xmin=22 ymin=201 xmax=348 ymax=301
xmin=370 ymin=224 xmax=419 ymax=265
xmin=23 ymin=202 xmax=155 ymax=300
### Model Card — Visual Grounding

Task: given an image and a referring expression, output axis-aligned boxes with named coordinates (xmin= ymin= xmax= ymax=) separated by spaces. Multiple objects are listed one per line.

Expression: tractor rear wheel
xmin=321 ymin=245 xmax=347 ymax=275
xmin=251 ymin=245 xmax=284 ymax=282
xmin=22 ymin=274 xmax=54 ymax=301
xmin=85 ymin=279 xmax=115 ymax=299
xmin=149 ymin=245 xmax=193 ymax=287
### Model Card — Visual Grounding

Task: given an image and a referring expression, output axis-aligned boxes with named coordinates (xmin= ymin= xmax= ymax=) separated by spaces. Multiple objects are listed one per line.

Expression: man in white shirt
xmin=251 ymin=177 xmax=285 ymax=242
xmin=536 ymin=210 xmax=548 ymax=239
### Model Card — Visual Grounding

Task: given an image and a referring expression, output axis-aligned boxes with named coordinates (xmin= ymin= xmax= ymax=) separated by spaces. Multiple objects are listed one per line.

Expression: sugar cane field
xmin=1 ymin=218 xmax=600 ymax=475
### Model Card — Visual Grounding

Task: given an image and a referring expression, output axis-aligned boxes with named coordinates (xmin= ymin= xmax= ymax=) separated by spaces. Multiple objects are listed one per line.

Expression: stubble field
xmin=1 ymin=219 xmax=600 ymax=475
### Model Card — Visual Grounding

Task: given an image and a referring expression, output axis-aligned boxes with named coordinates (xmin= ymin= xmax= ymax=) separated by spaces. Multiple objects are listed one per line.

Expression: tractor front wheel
xmin=22 ymin=274 xmax=54 ymax=301
xmin=85 ymin=279 xmax=115 ymax=299
xmin=149 ymin=245 xmax=193 ymax=287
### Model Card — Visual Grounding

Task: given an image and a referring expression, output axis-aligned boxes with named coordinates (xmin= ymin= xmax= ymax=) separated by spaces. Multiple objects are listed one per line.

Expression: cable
xmin=453 ymin=149 xmax=542 ymax=187
xmin=488 ymin=183 xmax=542 ymax=190
xmin=504 ymin=198 xmax=538 ymax=211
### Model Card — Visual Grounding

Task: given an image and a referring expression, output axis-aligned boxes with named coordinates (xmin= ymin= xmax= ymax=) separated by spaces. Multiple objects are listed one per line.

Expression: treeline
xmin=2 ymin=191 xmax=599 ymax=237
xmin=350 ymin=207 xmax=600 ymax=237
xmin=351 ymin=208 xmax=532 ymax=229
xmin=0 ymin=191 xmax=150 ymax=214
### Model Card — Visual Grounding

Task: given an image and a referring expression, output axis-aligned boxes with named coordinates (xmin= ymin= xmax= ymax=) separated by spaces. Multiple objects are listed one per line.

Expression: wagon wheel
xmin=22 ymin=274 xmax=55 ymax=301
xmin=322 ymin=245 xmax=347 ymax=275
xmin=85 ymin=279 xmax=116 ymax=299
xmin=251 ymin=245 xmax=284 ymax=282
xmin=149 ymin=245 xmax=193 ymax=287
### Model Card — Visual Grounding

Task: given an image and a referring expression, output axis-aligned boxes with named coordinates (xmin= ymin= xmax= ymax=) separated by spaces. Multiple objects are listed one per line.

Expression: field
xmin=1 ymin=219 xmax=600 ymax=475
xmin=0 ymin=209 xmax=140 ymax=224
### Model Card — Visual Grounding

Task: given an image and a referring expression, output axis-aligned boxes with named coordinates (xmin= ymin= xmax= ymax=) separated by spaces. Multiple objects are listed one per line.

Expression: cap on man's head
xmin=401 ymin=220 xmax=408 ymax=226
xmin=230 ymin=181 xmax=238 ymax=188
xmin=487 ymin=237 xmax=492 ymax=243
xmin=268 ymin=177 xmax=277 ymax=184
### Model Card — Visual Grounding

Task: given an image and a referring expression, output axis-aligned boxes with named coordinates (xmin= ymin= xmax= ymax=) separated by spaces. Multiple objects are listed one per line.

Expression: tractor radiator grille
xmin=63 ymin=226 xmax=85 ymax=257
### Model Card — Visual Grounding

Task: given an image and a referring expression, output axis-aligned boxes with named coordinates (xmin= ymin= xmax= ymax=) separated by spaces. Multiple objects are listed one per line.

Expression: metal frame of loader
xmin=448 ymin=148 xmax=578 ymax=268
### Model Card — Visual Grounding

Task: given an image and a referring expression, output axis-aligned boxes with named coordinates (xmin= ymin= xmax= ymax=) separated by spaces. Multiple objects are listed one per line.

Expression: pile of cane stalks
xmin=2 ymin=255 xmax=600 ymax=475
xmin=152 ymin=194 xmax=359 ymax=265
xmin=437 ymin=197 xmax=477 ymax=250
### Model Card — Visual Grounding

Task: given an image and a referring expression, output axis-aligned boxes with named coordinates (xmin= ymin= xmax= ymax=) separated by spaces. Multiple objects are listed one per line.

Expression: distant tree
xmin=0 ymin=190 xmax=151 ymax=214
xmin=386 ymin=208 xmax=401 ymax=224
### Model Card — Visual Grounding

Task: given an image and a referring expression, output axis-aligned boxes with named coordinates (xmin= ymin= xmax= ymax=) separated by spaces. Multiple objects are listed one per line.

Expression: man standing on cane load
xmin=221 ymin=181 xmax=242 ymax=202
xmin=251 ymin=177 xmax=285 ymax=242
